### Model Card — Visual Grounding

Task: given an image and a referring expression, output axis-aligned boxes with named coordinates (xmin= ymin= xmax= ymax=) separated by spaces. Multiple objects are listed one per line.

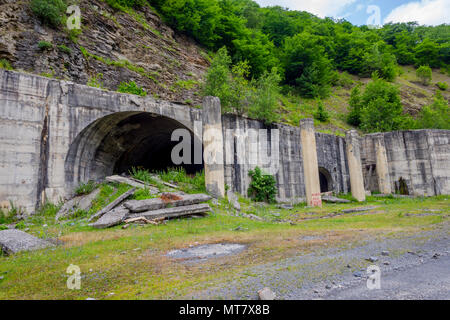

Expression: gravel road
xmin=191 ymin=221 xmax=449 ymax=300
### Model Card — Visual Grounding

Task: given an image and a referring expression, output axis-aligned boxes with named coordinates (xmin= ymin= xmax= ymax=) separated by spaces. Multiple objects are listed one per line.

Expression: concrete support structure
xmin=299 ymin=119 xmax=322 ymax=207
xmin=345 ymin=130 xmax=366 ymax=202
xmin=374 ymin=134 xmax=392 ymax=194
xmin=202 ymin=96 xmax=225 ymax=198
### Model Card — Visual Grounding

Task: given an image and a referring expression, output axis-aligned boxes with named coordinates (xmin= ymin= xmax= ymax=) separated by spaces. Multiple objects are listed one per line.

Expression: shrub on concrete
xmin=117 ymin=81 xmax=147 ymax=96
xmin=74 ymin=181 xmax=96 ymax=196
xmin=248 ymin=166 xmax=277 ymax=204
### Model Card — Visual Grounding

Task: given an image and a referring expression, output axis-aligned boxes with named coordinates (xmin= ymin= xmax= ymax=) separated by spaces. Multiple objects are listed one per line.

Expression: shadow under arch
xmin=65 ymin=111 xmax=203 ymax=191
xmin=318 ymin=167 xmax=333 ymax=193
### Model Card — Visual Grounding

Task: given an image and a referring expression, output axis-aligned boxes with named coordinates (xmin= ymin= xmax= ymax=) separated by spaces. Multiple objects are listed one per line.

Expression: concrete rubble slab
xmin=0 ymin=229 xmax=54 ymax=255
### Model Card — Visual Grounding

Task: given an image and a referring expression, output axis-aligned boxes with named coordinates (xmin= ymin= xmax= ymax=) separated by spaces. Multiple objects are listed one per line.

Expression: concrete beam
xmin=299 ymin=119 xmax=322 ymax=207
xmin=345 ymin=130 xmax=366 ymax=202
xmin=202 ymin=97 xmax=225 ymax=198
xmin=374 ymin=134 xmax=392 ymax=194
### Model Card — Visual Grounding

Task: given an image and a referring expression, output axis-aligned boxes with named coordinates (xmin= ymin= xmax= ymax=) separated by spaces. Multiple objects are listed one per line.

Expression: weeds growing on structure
xmin=74 ymin=181 xmax=96 ymax=196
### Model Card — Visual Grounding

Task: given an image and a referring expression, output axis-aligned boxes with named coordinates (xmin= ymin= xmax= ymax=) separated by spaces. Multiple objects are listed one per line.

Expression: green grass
xmin=74 ymin=181 xmax=96 ymax=196
xmin=157 ymin=168 xmax=206 ymax=194
xmin=0 ymin=59 xmax=13 ymax=70
xmin=0 ymin=195 xmax=447 ymax=299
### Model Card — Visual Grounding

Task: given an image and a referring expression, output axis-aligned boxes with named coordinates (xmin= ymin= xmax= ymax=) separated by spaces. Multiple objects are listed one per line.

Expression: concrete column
xmin=299 ymin=119 xmax=322 ymax=207
xmin=345 ymin=130 xmax=366 ymax=202
xmin=374 ymin=134 xmax=392 ymax=194
xmin=202 ymin=96 xmax=225 ymax=198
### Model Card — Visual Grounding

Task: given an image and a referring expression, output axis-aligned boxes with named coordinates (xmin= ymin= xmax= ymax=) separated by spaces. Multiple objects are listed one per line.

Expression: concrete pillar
xmin=345 ymin=130 xmax=366 ymax=202
xmin=374 ymin=134 xmax=392 ymax=194
xmin=202 ymin=96 xmax=225 ymax=198
xmin=299 ymin=119 xmax=322 ymax=207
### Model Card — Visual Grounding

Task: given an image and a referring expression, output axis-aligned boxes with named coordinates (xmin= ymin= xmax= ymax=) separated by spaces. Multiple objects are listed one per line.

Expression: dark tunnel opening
xmin=319 ymin=167 xmax=333 ymax=193
xmin=65 ymin=112 xmax=203 ymax=190
xmin=109 ymin=113 xmax=203 ymax=175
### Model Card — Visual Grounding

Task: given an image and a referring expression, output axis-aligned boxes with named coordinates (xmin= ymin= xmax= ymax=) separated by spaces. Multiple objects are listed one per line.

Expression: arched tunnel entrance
xmin=65 ymin=112 xmax=203 ymax=190
xmin=318 ymin=167 xmax=333 ymax=193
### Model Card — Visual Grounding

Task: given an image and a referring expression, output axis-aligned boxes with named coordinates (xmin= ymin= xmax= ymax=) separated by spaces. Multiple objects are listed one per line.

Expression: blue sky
xmin=254 ymin=0 xmax=450 ymax=26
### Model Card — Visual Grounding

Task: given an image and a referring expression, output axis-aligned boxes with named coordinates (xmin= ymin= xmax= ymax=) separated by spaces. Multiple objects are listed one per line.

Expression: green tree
xmin=416 ymin=65 xmax=432 ymax=85
xmin=349 ymin=77 xmax=407 ymax=133
xmin=314 ymin=100 xmax=329 ymax=122
xmin=282 ymin=33 xmax=333 ymax=98
xmin=415 ymin=39 xmax=440 ymax=68
xmin=416 ymin=92 xmax=450 ymax=129
xmin=248 ymin=67 xmax=281 ymax=124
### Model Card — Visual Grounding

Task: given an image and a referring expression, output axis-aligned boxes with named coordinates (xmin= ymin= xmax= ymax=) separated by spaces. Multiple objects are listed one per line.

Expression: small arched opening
xmin=65 ymin=111 xmax=203 ymax=191
xmin=318 ymin=167 xmax=333 ymax=193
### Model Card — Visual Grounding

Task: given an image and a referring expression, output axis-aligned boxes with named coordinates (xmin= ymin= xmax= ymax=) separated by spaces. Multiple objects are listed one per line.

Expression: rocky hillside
xmin=0 ymin=0 xmax=209 ymax=105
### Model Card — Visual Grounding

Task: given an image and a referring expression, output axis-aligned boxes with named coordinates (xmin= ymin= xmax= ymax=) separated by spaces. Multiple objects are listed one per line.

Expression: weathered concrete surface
xmin=89 ymin=205 xmax=129 ymax=229
xmin=202 ymin=96 xmax=225 ymax=198
xmin=127 ymin=203 xmax=211 ymax=220
xmin=361 ymin=130 xmax=450 ymax=196
xmin=300 ymin=119 xmax=322 ymax=207
xmin=124 ymin=193 xmax=211 ymax=212
xmin=0 ymin=229 xmax=54 ymax=255
xmin=0 ymin=69 xmax=201 ymax=213
xmin=55 ymin=188 xmax=101 ymax=221
xmin=346 ymin=130 xmax=366 ymax=202
xmin=374 ymin=134 xmax=392 ymax=194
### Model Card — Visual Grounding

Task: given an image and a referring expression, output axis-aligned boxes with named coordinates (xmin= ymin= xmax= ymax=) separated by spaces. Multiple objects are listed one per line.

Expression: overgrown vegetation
xmin=416 ymin=65 xmax=432 ymax=85
xmin=157 ymin=168 xmax=206 ymax=194
xmin=415 ymin=92 xmax=450 ymax=130
xmin=117 ymin=81 xmax=147 ymax=96
xmin=247 ymin=166 xmax=277 ymax=204
xmin=74 ymin=181 xmax=96 ymax=196
xmin=0 ymin=59 xmax=12 ymax=70
xmin=38 ymin=41 xmax=53 ymax=50
xmin=31 ymin=0 xmax=67 ymax=27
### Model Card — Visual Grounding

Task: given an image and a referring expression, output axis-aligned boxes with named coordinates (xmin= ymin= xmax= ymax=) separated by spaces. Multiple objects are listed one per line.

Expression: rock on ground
xmin=89 ymin=205 xmax=129 ymax=229
xmin=55 ymin=188 xmax=101 ymax=221
xmin=0 ymin=229 xmax=54 ymax=255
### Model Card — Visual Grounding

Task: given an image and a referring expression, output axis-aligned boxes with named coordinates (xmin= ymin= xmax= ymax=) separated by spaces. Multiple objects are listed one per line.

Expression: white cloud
xmin=255 ymin=0 xmax=357 ymax=18
xmin=384 ymin=0 xmax=450 ymax=26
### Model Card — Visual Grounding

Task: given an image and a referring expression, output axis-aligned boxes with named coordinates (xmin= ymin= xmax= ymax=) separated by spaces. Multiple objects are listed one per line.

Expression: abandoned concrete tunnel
xmin=64 ymin=111 xmax=203 ymax=190
xmin=318 ymin=167 xmax=333 ymax=193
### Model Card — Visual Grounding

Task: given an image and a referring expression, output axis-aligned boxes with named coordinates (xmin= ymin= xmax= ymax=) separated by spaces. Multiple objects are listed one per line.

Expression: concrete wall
xmin=361 ymin=130 xmax=450 ymax=196
xmin=1 ymin=70 xmax=449 ymax=213
xmin=221 ymin=115 xmax=350 ymax=202
xmin=0 ymin=70 xmax=201 ymax=213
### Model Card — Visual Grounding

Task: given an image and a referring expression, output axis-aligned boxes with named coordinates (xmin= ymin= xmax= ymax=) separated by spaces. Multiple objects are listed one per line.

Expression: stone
xmin=366 ymin=256 xmax=378 ymax=263
xmin=125 ymin=193 xmax=211 ymax=212
xmin=342 ymin=206 xmax=379 ymax=214
xmin=325 ymin=284 xmax=332 ymax=289
xmin=381 ymin=250 xmax=390 ymax=256
xmin=226 ymin=191 xmax=240 ymax=211
xmin=127 ymin=204 xmax=211 ymax=221
xmin=258 ymin=287 xmax=276 ymax=300
xmin=432 ymin=253 xmax=441 ymax=259
xmin=277 ymin=204 xmax=293 ymax=209
xmin=383 ymin=261 xmax=390 ymax=265
xmin=55 ymin=188 xmax=101 ymax=221
xmin=88 ymin=187 xmax=136 ymax=222
xmin=321 ymin=196 xmax=351 ymax=203
xmin=0 ymin=229 xmax=54 ymax=255
xmin=353 ymin=271 xmax=364 ymax=278
xmin=89 ymin=205 xmax=129 ymax=229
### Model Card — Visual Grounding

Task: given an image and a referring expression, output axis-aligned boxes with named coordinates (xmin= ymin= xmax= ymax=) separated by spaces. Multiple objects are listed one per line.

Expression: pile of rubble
xmin=89 ymin=192 xmax=212 ymax=229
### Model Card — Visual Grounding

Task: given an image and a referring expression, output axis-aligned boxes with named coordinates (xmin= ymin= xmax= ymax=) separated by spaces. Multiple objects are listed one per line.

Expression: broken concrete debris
xmin=124 ymin=193 xmax=211 ymax=212
xmin=0 ymin=229 xmax=54 ymax=255
xmin=88 ymin=187 xmax=136 ymax=222
xmin=55 ymin=188 xmax=101 ymax=221
xmin=89 ymin=193 xmax=212 ymax=229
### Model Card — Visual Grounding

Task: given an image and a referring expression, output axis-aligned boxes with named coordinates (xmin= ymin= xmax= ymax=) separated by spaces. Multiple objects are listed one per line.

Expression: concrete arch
xmin=318 ymin=167 xmax=333 ymax=193
xmin=65 ymin=111 xmax=203 ymax=192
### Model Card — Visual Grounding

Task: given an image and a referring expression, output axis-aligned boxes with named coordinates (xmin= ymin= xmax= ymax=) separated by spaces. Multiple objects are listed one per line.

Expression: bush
xmin=38 ymin=41 xmax=53 ymax=50
xmin=416 ymin=92 xmax=450 ymax=130
xmin=57 ymin=44 xmax=71 ymax=54
xmin=106 ymin=0 xmax=147 ymax=10
xmin=74 ymin=181 xmax=96 ymax=196
xmin=314 ymin=100 xmax=330 ymax=122
xmin=117 ymin=81 xmax=147 ymax=96
xmin=247 ymin=167 xmax=277 ymax=203
xmin=87 ymin=73 xmax=105 ymax=89
xmin=0 ymin=59 xmax=12 ymax=70
xmin=348 ymin=77 xmax=408 ymax=132
xmin=416 ymin=65 xmax=432 ymax=85
xmin=31 ymin=0 xmax=67 ymax=27
xmin=436 ymin=82 xmax=448 ymax=91
xmin=248 ymin=67 xmax=281 ymax=124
